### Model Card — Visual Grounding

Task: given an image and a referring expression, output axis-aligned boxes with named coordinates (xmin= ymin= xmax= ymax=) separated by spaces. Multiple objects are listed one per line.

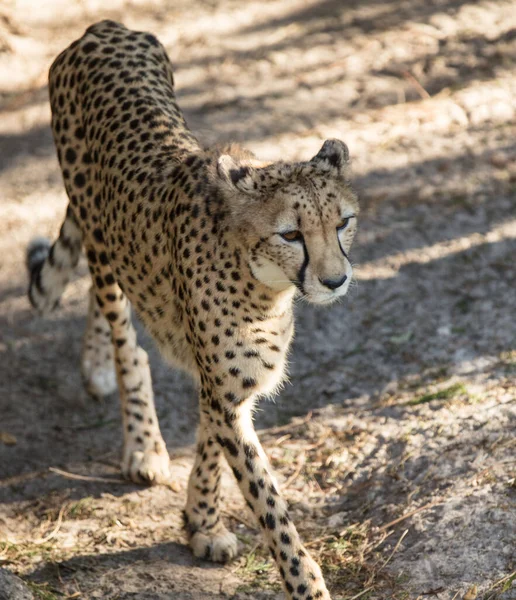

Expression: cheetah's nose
xmin=319 ymin=274 xmax=347 ymax=290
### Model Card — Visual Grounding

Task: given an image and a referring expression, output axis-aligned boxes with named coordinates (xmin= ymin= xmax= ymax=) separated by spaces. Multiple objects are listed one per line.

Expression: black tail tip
xmin=26 ymin=237 xmax=51 ymax=273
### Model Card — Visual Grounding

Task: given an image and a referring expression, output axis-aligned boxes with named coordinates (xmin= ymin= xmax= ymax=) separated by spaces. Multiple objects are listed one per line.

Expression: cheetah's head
xmin=217 ymin=139 xmax=359 ymax=305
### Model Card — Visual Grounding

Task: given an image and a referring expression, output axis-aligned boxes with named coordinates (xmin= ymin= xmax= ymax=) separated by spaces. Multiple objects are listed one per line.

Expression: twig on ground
xmin=364 ymin=529 xmax=394 ymax=554
xmin=487 ymin=570 xmax=516 ymax=592
xmin=49 ymin=466 xmax=126 ymax=484
xmin=0 ymin=470 xmax=46 ymax=487
xmin=304 ymin=534 xmax=337 ymax=548
xmin=379 ymin=500 xmax=442 ymax=531
xmin=402 ymin=70 xmax=431 ymax=99
xmin=223 ymin=509 xmax=256 ymax=530
xmin=274 ymin=433 xmax=292 ymax=446
xmin=343 ymin=585 xmax=376 ymax=600
xmin=284 ymin=452 xmax=306 ymax=488
xmin=305 ymin=434 xmax=329 ymax=452
xmin=378 ymin=529 xmax=409 ymax=572
xmin=34 ymin=503 xmax=67 ymax=545
xmin=261 ymin=411 xmax=313 ymax=437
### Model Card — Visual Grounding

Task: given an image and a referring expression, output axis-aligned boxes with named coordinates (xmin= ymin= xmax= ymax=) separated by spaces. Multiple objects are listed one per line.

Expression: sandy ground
xmin=0 ymin=0 xmax=515 ymax=599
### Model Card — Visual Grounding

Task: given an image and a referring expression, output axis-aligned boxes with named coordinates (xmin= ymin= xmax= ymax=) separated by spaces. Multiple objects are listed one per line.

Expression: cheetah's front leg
xmin=194 ymin=391 xmax=331 ymax=599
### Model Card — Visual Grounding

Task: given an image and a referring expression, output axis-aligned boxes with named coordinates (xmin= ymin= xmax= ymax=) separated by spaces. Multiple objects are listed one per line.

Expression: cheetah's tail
xmin=27 ymin=206 xmax=83 ymax=315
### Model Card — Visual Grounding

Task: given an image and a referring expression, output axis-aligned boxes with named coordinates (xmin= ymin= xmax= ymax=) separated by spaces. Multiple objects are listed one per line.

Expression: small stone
xmin=489 ymin=151 xmax=508 ymax=169
xmin=0 ymin=431 xmax=17 ymax=446
xmin=463 ymin=584 xmax=478 ymax=600
xmin=382 ymin=380 xmax=399 ymax=395
xmin=418 ymin=185 xmax=435 ymax=201
xmin=0 ymin=568 xmax=34 ymax=600
xmin=327 ymin=511 xmax=348 ymax=528
xmin=437 ymin=325 xmax=451 ymax=337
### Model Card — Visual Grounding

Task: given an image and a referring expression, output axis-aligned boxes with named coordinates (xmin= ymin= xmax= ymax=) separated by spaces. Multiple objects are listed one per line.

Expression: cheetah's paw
xmin=122 ymin=441 xmax=171 ymax=485
xmin=190 ymin=525 xmax=238 ymax=563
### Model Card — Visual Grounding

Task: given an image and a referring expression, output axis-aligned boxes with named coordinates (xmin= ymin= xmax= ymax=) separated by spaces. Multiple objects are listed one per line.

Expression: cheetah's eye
xmin=280 ymin=230 xmax=303 ymax=243
xmin=337 ymin=218 xmax=351 ymax=231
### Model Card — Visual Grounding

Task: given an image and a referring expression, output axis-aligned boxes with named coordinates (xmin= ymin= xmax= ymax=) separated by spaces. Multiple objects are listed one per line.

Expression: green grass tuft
xmin=408 ymin=382 xmax=467 ymax=406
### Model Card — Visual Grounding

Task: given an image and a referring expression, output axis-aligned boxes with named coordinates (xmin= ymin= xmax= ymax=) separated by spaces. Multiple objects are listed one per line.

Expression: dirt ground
xmin=1 ymin=0 xmax=515 ymax=599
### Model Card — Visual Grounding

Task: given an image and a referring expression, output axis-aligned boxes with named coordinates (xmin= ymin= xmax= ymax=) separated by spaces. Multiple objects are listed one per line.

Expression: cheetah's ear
xmin=217 ymin=155 xmax=259 ymax=196
xmin=310 ymin=139 xmax=350 ymax=178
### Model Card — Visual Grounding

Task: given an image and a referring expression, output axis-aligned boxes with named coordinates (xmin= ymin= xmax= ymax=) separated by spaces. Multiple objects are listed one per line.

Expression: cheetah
xmin=27 ymin=21 xmax=359 ymax=600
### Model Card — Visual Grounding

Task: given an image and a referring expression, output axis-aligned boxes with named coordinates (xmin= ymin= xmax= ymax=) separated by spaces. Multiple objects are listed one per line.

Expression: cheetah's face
xmin=218 ymin=139 xmax=359 ymax=305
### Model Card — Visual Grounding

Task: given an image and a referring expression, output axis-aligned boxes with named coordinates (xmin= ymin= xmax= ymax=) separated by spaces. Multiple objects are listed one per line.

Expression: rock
xmin=0 ymin=569 xmax=34 ymax=600
xmin=327 ymin=511 xmax=348 ymax=528
xmin=463 ymin=584 xmax=478 ymax=600
xmin=489 ymin=151 xmax=508 ymax=169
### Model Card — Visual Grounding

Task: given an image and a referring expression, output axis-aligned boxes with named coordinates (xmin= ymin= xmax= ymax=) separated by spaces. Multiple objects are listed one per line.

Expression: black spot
xmin=82 ymin=41 xmax=98 ymax=54
xmin=229 ymin=166 xmax=249 ymax=185
xmin=145 ymin=33 xmax=159 ymax=47
xmin=265 ymin=513 xmax=276 ymax=530
xmin=249 ymin=481 xmax=259 ymax=498
xmin=93 ymin=228 xmax=103 ymax=243
xmin=65 ymin=148 xmax=77 ymax=164
xmin=242 ymin=377 xmax=256 ymax=389
xmin=281 ymin=533 xmax=291 ymax=545
xmin=224 ymin=392 xmax=238 ymax=403
xmin=224 ymin=438 xmax=239 ymax=457
xmin=74 ymin=172 xmax=86 ymax=188
xmin=244 ymin=444 xmax=257 ymax=459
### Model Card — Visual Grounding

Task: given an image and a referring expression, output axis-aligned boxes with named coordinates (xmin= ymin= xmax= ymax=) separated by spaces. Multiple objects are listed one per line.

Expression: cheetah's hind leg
xmin=81 ymin=286 xmax=118 ymax=398
xmin=184 ymin=419 xmax=238 ymax=562
xmin=83 ymin=245 xmax=171 ymax=485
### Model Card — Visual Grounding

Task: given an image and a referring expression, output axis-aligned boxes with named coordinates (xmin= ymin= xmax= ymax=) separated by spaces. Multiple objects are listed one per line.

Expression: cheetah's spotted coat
xmin=27 ymin=21 xmax=359 ymax=599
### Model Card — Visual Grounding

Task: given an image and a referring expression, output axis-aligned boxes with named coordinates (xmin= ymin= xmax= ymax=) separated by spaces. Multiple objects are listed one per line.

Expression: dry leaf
xmin=463 ymin=584 xmax=478 ymax=600
xmin=0 ymin=431 xmax=17 ymax=446
xmin=166 ymin=480 xmax=181 ymax=493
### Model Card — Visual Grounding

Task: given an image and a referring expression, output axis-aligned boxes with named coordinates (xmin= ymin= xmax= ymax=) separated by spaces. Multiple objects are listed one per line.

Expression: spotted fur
xmin=27 ymin=21 xmax=359 ymax=599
